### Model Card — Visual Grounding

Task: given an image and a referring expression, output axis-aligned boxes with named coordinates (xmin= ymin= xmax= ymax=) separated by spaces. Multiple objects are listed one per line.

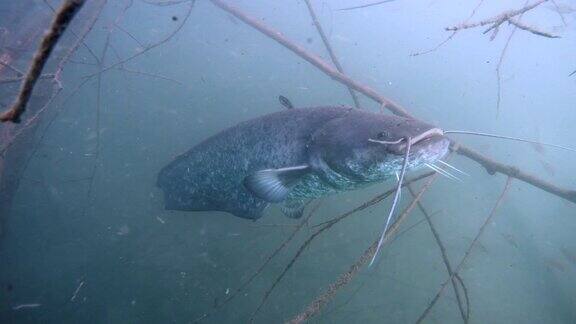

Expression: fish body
xmin=157 ymin=106 xmax=449 ymax=220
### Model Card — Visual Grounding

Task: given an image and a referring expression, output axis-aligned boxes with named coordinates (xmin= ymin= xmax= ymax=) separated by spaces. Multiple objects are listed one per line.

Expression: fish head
xmin=310 ymin=111 xmax=450 ymax=182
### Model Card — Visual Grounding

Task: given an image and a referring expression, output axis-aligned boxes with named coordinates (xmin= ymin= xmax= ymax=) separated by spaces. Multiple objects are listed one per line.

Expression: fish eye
xmin=376 ymin=131 xmax=389 ymax=140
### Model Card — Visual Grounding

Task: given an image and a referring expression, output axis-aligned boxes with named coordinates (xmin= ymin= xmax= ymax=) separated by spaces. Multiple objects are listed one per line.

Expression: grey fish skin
xmin=156 ymin=106 xmax=449 ymax=220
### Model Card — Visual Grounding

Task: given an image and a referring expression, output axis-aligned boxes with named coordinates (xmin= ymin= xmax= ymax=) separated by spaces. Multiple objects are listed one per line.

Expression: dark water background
xmin=1 ymin=0 xmax=575 ymax=323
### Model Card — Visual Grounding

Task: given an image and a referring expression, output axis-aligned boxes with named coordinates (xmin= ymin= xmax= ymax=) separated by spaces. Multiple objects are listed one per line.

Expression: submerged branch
xmin=249 ymin=172 xmax=435 ymax=322
xmin=495 ymin=28 xmax=517 ymax=117
xmin=337 ymin=0 xmax=396 ymax=11
xmin=83 ymin=0 xmax=195 ymax=79
xmin=288 ymin=175 xmax=438 ymax=324
xmin=415 ymin=176 xmax=513 ymax=323
xmin=446 ymin=0 xmax=546 ymax=31
xmin=0 ymin=74 xmax=54 ymax=84
xmin=408 ymin=185 xmax=469 ymax=323
xmin=193 ymin=202 xmax=321 ymax=323
xmin=0 ymin=0 xmax=86 ymax=123
xmin=304 ymin=0 xmax=361 ymax=108
xmin=446 ymin=0 xmax=558 ymax=40
xmin=507 ymin=19 xmax=559 ymax=38
xmin=209 ymin=0 xmax=576 ymax=205
xmin=411 ymin=0 xmax=485 ymax=56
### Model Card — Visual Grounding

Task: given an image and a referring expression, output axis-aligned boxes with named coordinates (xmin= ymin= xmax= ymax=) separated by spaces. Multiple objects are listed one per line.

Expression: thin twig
xmin=0 ymin=87 xmax=62 ymax=156
xmin=42 ymin=0 xmax=102 ymax=66
xmin=415 ymin=176 xmax=513 ymax=323
xmin=288 ymin=175 xmax=438 ymax=324
xmin=496 ymin=0 xmax=531 ymax=118
xmin=507 ymin=18 xmax=560 ymax=38
xmin=0 ymin=61 xmax=24 ymax=76
xmin=447 ymin=0 xmax=558 ymax=40
xmin=549 ymin=0 xmax=567 ymax=26
xmin=0 ymin=0 xmax=86 ymax=123
xmin=70 ymin=281 xmax=84 ymax=302
xmin=114 ymin=23 xmax=145 ymax=48
xmin=455 ymin=273 xmax=470 ymax=321
xmin=0 ymin=74 xmax=54 ymax=84
xmin=193 ymin=202 xmax=321 ymax=323
xmin=304 ymin=0 xmax=361 ymax=108
xmin=446 ymin=0 xmax=547 ymax=32
xmin=411 ymin=0 xmax=485 ymax=56
xmin=0 ymin=0 xmax=104 ymax=157
xmin=54 ymin=0 xmax=107 ymax=87
xmin=80 ymin=29 xmax=111 ymax=219
xmin=83 ymin=0 xmax=195 ymax=79
xmin=114 ymin=66 xmax=183 ymax=85
xmin=141 ymin=0 xmax=189 ymax=6
xmin=249 ymin=173 xmax=435 ymax=322
xmin=408 ymin=185 xmax=469 ymax=323
xmin=318 ymin=280 xmax=367 ymax=319
xmin=337 ymin=0 xmax=396 ymax=11
xmin=495 ymin=28 xmax=517 ymax=118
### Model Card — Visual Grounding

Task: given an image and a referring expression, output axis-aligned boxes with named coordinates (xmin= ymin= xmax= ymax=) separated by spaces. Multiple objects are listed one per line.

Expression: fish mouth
xmin=409 ymin=135 xmax=450 ymax=165
xmin=390 ymin=128 xmax=450 ymax=168
xmin=367 ymin=128 xmax=450 ymax=177
xmin=386 ymin=128 xmax=446 ymax=156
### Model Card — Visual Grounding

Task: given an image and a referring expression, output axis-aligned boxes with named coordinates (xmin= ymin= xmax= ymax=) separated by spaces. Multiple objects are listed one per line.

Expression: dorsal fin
xmin=278 ymin=95 xmax=294 ymax=109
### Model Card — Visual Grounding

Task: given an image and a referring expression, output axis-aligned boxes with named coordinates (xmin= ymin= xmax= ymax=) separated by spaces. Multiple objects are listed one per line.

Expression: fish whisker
xmin=425 ymin=163 xmax=462 ymax=182
xmin=437 ymin=160 xmax=470 ymax=177
xmin=370 ymin=137 xmax=412 ymax=266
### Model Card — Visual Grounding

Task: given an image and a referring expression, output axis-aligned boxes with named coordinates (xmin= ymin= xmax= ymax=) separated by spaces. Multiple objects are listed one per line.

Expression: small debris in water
xmin=70 ymin=281 xmax=84 ymax=302
xmin=156 ymin=216 xmax=165 ymax=224
xmin=117 ymin=225 xmax=130 ymax=236
xmin=12 ymin=303 xmax=41 ymax=310
xmin=560 ymin=247 xmax=576 ymax=266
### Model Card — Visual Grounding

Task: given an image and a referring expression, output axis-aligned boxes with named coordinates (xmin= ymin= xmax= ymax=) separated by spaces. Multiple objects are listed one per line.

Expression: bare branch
xmin=416 ymin=176 xmax=513 ymax=323
xmin=0 ymin=61 xmax=24 ymax=76
xmin=446 ymin=0 xmax=548 ymax=32
xmin=549 ymin=0 xmax=568 ymax=26
xmin=114 ymin=66 xmax=183 ymax=85
xmin=496 ymin=28 xmax=517 ymax=117
xmin=83 ymin=0 xmax=195 ymax=79
xmin=507 ymin=18 xmax=560 ymax=38
xmin=248 ymin=172 xmax=435 ymax=322
xmin=337 ymin=0 xmax=396 ymax=11
xmin=0 ymin=74 xmax=54 ymax=84
xmin=193 ymin=202 xmax=321 ymax=323
xmin=0 ymin=0 xmax=86 ymax=123
xmin=304 ymin=0 xmax=361 ymax=108
xmin=411 ymin=0 xmax=485 ymax=56
xmin=288 ymin=175 xmax=439 ymax=324
xmin=408 ymin=185 xmax=469 ymax=323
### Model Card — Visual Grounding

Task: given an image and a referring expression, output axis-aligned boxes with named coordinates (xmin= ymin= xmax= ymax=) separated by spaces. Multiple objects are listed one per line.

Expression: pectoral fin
xmin=281 ymin=199 xmax=308 ymax=219
xmin=244 ymin=165 xmax=310 ymax=203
